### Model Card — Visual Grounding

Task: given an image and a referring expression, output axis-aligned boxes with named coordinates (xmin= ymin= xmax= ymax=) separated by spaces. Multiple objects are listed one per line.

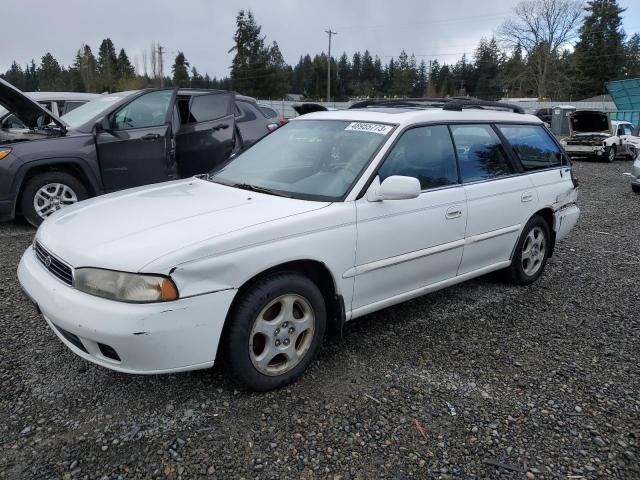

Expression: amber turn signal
xmin=0 ymin=149 xmax=11 ymax=161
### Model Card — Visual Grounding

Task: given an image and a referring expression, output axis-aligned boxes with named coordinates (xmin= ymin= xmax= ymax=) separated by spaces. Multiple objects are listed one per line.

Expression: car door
xmin=175 ymin=92 xmax=236 ymax=177
xmin=352 ymin=124 xmax=466 ymax=312
xmin=95 ymin=89 xmax=176 ymax=192
xmin=451 ymin=123 xmax=536 ymax=275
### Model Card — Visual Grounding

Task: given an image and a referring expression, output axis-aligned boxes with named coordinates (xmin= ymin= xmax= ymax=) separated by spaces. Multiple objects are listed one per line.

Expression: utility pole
xmin=157 ymin=44 xmax=165 ymax=88
xmin=325 ymin=29 xmax=337 ymax=102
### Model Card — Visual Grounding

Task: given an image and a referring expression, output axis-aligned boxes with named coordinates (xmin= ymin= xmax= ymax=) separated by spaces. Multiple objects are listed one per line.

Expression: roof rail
xmin=442 ymin=98 xmax=525 ymax=114
xmin=349 ymin=98 xmax=449 ymax=109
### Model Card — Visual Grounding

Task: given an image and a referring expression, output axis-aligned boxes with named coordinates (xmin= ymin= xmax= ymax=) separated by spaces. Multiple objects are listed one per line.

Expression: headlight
xmin=74 ymin=268 xmax=179 ymax=303
xmin=0 ymin=148 xmax=12 ymax=161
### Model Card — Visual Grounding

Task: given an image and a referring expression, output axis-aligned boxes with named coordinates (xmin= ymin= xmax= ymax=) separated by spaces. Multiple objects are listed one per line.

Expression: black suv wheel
xmin=20 ymin=171 xmax=88 ymax=226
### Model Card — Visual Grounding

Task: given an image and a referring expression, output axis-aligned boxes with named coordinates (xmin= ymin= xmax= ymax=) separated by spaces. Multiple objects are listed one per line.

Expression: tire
xmin=222 ymin=272 xmax=326 ymax=391
xmin=627 ymin=146 xmax=638 ymax=161
xmin=508 ymin=215 xmax=551 ymax=286
xmin=605 ymin=145 xmax=617 ymax=163
xmin=20 ymin=171 xmax=88 ymax=227
xmin=632 ymin=184 xmax=640 ymax=194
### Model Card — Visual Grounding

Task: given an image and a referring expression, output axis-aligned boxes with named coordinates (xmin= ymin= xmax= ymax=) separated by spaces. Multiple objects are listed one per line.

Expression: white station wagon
xmin=18 ymin=99 xmax=580 ymax=391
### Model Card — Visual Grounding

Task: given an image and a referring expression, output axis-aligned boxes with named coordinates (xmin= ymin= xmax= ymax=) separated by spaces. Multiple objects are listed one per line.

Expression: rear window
xmin=189 ymin=94 xmax=231 ymax=123
xmin=497 ymin=124 xmax=563 ymax=171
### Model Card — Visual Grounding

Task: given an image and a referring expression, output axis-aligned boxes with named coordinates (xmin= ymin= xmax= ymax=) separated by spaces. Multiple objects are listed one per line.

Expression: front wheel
xmin=605 ymin=145 xmax=617 ymax=163
xmin=507 ymin=215 xmax=551 ymax=285
xmin=20 ymin=171 xmax=88 ymax=227
xmin=222 ymin=272 xmax=326 ymax=391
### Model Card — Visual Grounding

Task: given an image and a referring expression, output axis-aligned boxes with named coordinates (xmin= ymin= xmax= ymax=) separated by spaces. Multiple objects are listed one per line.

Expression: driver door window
xmin=112 ymin=90 xmax=173 ymax=130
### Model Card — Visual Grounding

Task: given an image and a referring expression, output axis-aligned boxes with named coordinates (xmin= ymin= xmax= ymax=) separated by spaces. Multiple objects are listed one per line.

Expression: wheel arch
xmin=532 ymin=207 xmax=556 ymax=257
xmin=224 ymin=259 xmax=345 ymax=339
xmin=15 ymin=159 xmax=99 ymax=215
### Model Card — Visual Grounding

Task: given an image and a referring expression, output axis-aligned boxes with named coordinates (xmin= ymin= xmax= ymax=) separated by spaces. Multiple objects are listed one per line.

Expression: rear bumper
xmin=18 ymin=246 xmax=237 ymax=374
xmin=563 ymin=145 xmax=605 ymax=156
xmin=555 ymin=204 xmax=580 ymax=242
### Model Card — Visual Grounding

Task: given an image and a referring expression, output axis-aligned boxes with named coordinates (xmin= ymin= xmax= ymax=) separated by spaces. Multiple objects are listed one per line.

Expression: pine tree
xmin=4 ymin=62 xmax=26 ymax=90
xmin=626 ymin=33 xmax=640 ymax=77
xmin=38 ymin=53 xmax=63 ymax=90
xmin=573 ymin=0 xmax=626 ymax=97
xmin=472 ymin=37 xmax=503 ymax=100
xmin=117 ymin=48 xmax=135 ymax=79
xmin=97 ymin=38 xmax=119 ymax=92
xmin=229 ymin=10 xmax=268 ymax=97
xmin=78 ymin=45 xmax=98 ymax=92
xmin=172 ymin=52 xmax=190 ymax=87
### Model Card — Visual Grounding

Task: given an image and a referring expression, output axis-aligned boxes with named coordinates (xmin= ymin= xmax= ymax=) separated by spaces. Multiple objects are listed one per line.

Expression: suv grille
xmin=34 ymin=242 xmax=73 ymax=286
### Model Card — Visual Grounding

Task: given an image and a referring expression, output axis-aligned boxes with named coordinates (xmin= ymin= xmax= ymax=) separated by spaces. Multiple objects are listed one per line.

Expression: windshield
xmin=209 ymin=119 xmax=394 ymax=200
xmin=61 ymin=92 xmax=132 ymax=128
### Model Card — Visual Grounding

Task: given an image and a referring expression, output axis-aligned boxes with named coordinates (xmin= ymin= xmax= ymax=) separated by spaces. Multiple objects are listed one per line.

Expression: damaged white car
xmin=18 ymin=99 xmax=580 ymax=391
xmin=560 ymin=110 xmax=637 ymax=162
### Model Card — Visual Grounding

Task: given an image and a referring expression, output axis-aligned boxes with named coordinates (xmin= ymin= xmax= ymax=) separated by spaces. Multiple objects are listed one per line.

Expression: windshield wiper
xmin=231 ymin=182 xmax=292 ymax=198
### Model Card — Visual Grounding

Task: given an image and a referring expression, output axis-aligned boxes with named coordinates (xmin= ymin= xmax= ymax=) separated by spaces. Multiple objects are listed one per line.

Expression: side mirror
xmin=368 ymin=175 xmax=421 ymax=201
xmin=94 ymin=116 xmax=111 ymax=133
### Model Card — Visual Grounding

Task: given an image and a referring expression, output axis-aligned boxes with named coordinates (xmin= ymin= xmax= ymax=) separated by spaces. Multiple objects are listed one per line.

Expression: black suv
xmin=0 ymin=79 xmax=277 ymax=225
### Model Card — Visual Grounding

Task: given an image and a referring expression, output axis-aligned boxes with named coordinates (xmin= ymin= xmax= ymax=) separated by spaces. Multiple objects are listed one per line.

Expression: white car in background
xmin=18 ymin=98 xmax=580 ymax=391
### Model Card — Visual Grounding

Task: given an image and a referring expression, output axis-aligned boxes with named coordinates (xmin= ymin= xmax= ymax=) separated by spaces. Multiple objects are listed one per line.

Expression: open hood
xmin=569 ymin=110 xmax=610 ymax=135
xmin=292 ymin=103 xmax=329 ymax=116
xmin=0 ymin=78 xmax=67 ymax=130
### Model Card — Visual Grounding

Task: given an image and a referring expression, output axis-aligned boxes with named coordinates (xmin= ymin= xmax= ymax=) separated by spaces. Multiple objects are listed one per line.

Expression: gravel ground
xmin=1 ymin=159 xmax=638 ymax=480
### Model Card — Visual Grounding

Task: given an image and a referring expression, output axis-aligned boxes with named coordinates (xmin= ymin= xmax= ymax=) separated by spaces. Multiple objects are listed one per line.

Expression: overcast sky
xmin=2 ymin=0 xmax=639 ymax=78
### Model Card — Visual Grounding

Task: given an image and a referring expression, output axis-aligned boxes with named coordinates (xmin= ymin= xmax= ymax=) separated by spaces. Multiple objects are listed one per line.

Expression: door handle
xmin=213 ymin=123 xmax=229 ymax=131
xmin=446 ymin=207 xmax=463 ymax=219
xmin=141 ymin=133 xmax=161 ymax=141
xmin=521 ymin=191 xmax=534 ymax=202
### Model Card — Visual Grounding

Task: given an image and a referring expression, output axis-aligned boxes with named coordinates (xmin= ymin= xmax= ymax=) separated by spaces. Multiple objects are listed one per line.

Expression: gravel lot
xmin=1 ymin=159 xmax=638 ymax=479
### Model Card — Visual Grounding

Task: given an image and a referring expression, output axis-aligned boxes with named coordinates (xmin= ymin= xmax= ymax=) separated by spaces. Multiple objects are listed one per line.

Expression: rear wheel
xmin=222 ymin=272 xmax=326 ymax=391
xmin=605 ymin=145 xmax=617 ymax=163
xmin=508 ymin=215 xmax=551 ymax=285
xmin=632 ymin=184 xmax=640 ymax=194
xmin=20 ymin=171 xmax=88 ymax=227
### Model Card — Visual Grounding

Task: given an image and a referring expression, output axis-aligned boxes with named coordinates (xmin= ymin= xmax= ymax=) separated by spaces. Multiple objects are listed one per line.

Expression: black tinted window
xmin=497 ymin=124 xmax=563 ymax=171
xmin=189 ymin=94 xmax=231 ymax=123
xmin=236 ymin=101 xmax=257 ymax=123
xmin=259 ymin=106 xmax=277 ymax=118
xmin=112 ymin=90 xmax=172 ymax=130
xmin=379 ymin=125 xmax=459 ymax=189
xmin=450 ymin=124 xmax=514 ymax=182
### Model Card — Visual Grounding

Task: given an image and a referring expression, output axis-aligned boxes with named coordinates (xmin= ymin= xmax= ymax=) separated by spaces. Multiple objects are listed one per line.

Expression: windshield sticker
xmin=345 ymin=122 xmax=393 ymax=135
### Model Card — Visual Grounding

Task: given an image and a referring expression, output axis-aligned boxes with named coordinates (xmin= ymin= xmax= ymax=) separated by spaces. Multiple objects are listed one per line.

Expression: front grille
xmin=98 ymin=343 xmax=121 ymax=361
xmin=34 ymin=242 xmax=73 ymax=286
xmin=52 ymin=323 xmax=88 ymax=353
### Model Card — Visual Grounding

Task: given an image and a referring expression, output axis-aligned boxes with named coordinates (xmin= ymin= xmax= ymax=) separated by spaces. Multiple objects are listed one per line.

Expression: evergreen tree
xmin=229 ymin=10 xmax=268 ymax=97
xmin=24 ymin=60 xmax=38 ymax=91
xmin=117 ymin=48 xmax=135 ymax=79
xmin=38 ymin=53 xmax=64 ymax=90
xmin=472 ymin=37 xmax=503 ymax=100
xmin=78 ymin=45 xmax=98 ymax=92
xmin=626 ymin=33 xmax=640 ymax=78
xmin=97 ymin=38 xmax=119 ymax=92
xmin=573 ymin=0 xmax=626 ymax=97
xmin=413 ymin=60 xmax=428 ymax=97
xmin=172 ymin=52 xmax=190 ymax=87
xmin=4 ymin=62 xmax=26 ymax=90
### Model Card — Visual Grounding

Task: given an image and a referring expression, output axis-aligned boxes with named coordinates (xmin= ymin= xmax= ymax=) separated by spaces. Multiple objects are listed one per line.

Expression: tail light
xmin=277 ymin=117 xmax=288 ymax=126
xmin=267 ymin=123 xmax=279 ymax=132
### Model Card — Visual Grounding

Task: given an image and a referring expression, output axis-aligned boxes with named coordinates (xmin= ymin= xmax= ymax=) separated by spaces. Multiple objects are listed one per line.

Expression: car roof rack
xmin=349 ymin=97 xmax=525 ymax=114
xmin=441 ymin=98 xmax=524 ymax=114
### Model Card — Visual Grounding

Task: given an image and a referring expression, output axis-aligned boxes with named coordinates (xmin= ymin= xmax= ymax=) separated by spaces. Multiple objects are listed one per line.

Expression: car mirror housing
xmin=369 ymin=175 xmax=421 ymax=201
xmin=94 ymin=116 xmax=111 ymax=133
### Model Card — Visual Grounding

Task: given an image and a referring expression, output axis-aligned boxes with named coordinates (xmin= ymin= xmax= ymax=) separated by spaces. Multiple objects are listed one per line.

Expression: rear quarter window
xmin=497 ymin=124 xmax=563 ymax=171
xmin=189 ymin=94 xmax=231 ymax=123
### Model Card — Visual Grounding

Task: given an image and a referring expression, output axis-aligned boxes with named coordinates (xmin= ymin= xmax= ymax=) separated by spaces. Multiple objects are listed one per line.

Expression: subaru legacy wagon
xmin=18 ymin=98 xmax=580 ymax=391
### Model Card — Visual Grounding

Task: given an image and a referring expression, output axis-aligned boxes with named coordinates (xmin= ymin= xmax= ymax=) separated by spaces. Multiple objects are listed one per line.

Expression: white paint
xmin=18 ymin=106 xmax=580 ymax=375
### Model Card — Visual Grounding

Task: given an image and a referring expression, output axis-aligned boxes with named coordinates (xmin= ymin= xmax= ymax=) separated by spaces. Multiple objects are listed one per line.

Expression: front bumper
xmin=563 ymin=144 xmax=605 ymax=156
xmin=17 ymin=246 xmax=237 ymax=374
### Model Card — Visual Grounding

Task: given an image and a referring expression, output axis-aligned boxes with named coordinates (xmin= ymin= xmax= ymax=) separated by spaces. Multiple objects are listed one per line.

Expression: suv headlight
xmin=74 ymin=268 xmax=179 ymax=303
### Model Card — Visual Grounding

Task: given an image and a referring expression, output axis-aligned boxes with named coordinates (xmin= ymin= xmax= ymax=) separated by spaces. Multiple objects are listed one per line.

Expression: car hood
xmin=569 ymin=110 xmax=610 ymax=135
xmin=36 ymin=178 xmax=330 ymax=272
xmin=0 ymin=78 xmax=67 ymax=130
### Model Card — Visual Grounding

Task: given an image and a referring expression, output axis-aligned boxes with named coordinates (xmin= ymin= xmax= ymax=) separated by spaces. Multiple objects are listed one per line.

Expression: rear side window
xmin=378 ymin=125 xmax=459 ymax=190
xmin=449 ymin=124 xmax=514 ymax=183
xmin=236 ymin=101 xmax=257 ymax=123
xmin=259 ymin=106 xmax=277 ymax=118
xmin=61 ymin=101 xmax=85 ymax=115
xmin=497 ymin=124 xmax=563 ymax=171
xmin=189 ymin=94 xmax=231 ymax=123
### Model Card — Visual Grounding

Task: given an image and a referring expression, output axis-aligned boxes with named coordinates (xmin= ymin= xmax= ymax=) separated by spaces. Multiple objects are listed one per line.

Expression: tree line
xmin=2 ymin=0 xmax=639 ymax=101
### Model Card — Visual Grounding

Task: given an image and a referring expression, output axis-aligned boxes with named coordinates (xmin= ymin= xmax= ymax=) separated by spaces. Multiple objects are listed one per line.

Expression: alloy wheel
xmin=521 ymin=226 xmax=546 ymax=277
xmin=33 ymin=183 xmax=78 ymax=219
xmin=249 ymin=294 xmax=315 ymax=376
